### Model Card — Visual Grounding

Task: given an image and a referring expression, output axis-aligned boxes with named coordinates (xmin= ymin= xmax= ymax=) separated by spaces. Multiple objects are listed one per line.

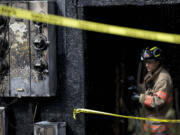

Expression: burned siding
xmin=0 ymin=0 xmax=85 ymax=135
xmin=76 ymin=0 xmax=180 ymax=7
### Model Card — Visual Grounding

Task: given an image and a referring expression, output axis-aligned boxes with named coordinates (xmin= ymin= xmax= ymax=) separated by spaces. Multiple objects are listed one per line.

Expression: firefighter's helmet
xmin=141 ymin=46 xmax=161 ymax=61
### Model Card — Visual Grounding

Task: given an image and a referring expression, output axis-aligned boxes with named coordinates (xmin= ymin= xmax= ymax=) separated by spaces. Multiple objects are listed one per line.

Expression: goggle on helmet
xmin=141 ymin=46 xmax=161 ymax=61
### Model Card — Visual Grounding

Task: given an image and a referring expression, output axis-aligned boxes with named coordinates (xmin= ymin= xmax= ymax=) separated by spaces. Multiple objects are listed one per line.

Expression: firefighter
xmin=132 ymin=46 xmax=174 ymax=135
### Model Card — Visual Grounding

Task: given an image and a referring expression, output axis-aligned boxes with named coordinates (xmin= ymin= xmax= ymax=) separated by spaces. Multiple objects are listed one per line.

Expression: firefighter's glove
xmin=131 ymin=93 xmax=140 ymax=102
xmin=128 ymin=85 xmax=140 ymax=102
xmin=128 ymin=85 xmax=138 ymax=92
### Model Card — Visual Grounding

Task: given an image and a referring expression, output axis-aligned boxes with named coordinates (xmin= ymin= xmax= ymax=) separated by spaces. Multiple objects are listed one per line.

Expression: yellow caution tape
xmin=73 ymin=108 xmax=180 ymax=123
xmin=0 ymin=5 xmax=180 ymax=44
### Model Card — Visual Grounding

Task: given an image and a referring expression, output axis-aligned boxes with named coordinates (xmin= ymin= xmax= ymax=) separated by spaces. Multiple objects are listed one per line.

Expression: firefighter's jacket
xmin=139 ymin=66 xmax=174 ymax=134
xmin=139 ymin=66 xmax=173 ymax=118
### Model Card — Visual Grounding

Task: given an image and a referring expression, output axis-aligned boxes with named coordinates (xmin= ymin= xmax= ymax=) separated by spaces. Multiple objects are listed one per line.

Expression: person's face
xmin=145 ymin=60 xmax=160 ymax=72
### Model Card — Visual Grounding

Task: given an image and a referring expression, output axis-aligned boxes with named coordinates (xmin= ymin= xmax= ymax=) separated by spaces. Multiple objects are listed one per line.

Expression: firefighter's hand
xmin=131 ymin=93 xmax=140 ymax=102
xmin=128 ymin=85 xmax=139 ymax=95
xmin=128 ymin=85 xmax=140 ymax=102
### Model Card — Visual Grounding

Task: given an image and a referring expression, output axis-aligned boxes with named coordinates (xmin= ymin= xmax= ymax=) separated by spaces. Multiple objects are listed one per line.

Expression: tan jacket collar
xmin=144 ymin=66 xmax=163 ymax=84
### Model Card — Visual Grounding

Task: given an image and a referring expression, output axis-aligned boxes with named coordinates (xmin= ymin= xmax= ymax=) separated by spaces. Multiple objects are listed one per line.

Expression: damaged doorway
xmin=84 ymin=5 xmax=180 ymax=135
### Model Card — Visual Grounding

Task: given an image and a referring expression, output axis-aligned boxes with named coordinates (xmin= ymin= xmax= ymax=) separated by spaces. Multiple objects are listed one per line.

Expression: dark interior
xmin=84 ymin=5 xmax=180 ymax=135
